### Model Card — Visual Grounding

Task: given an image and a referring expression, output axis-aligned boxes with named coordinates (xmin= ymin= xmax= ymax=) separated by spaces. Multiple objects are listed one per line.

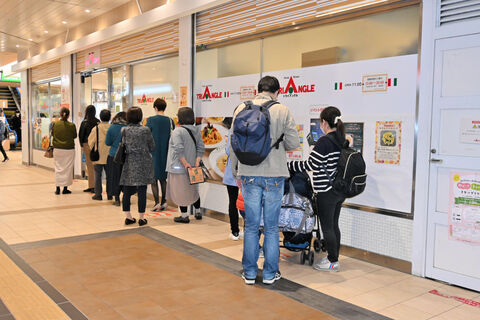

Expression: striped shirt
xmin=288 ymin=133 xmax=341 ymax=193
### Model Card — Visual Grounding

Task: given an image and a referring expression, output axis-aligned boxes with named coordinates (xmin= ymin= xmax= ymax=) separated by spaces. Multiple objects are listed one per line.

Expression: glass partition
xmin=111 ymin=66 xmax=128 ymax=113
xmin=32 ymin=80 xmax=60 ymax=150
xmin=132 ymin=56 xmax=179 ymax=120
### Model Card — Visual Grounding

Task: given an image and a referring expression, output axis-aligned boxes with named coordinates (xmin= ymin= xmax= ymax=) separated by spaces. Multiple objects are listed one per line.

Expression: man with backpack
xmin=230 ymin=76 xmax=300 ymax=285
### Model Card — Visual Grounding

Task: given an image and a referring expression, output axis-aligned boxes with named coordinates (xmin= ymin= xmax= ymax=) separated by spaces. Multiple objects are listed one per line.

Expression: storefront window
xmin=32 ymin=80 xmax=61 ymax=150
xmin=91 ymin=71 xmax=109 ymax=118
xmin=132 ymin=56 xmax=179 ymax=120
xmin=111 ymin=66 xmax=128 ymax=113
xmin=262 ymin=6 xmax=419 ymax=72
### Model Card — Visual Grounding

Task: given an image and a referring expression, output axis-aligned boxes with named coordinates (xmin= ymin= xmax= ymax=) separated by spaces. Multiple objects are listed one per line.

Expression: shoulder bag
xmin=181 ymin=126 xmax=211 ymax=181
xmin=44 ymin=123 xmax=54 ymax=158
xmin=89 ymin=125 xmax=100 ymax=162
xmin=114 ymin=127 xmax=127 ymax=164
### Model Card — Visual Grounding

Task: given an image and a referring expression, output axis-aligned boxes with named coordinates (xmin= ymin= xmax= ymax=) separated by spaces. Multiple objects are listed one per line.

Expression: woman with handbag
xmin=52 ymin=107 xmax=77 ymax=195
xmin=120 ymin=107 xmax=155 ymax=226
xmin=78 ymin=105 xmax=99 ymax=193
xmin=88 ymin=109 xmax=111 ymax=201
xmin=165 ymin=107 xmax=205 ymax=223
xmin=105 ymin=112 xmax=127 ymax=206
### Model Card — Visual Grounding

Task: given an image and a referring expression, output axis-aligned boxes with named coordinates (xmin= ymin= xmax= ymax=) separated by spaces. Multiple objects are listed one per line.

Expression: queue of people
xmin=48 ymin=75 xmax=347 ymax=284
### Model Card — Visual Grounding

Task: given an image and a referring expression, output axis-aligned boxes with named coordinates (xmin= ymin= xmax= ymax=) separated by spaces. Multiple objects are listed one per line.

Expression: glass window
xmin=262 ymin=6 xmax=419 ymax=72
xmin=196 ymin=39 xmax=261 ymax=80
xmin=132 ymin=56 xmax=179 ymax=121
xmin=111 ymin=66 xmax=128 ymax=113
xmin=91 ymin=71 xmax=109 ymax=119
xmin=32 ymin=81 xmax=58 ymax=150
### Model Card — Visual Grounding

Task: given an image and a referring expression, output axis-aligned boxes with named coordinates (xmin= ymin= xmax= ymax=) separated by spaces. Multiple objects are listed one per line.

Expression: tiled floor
xmin=0 ymin=151 xmax=479 ymax=319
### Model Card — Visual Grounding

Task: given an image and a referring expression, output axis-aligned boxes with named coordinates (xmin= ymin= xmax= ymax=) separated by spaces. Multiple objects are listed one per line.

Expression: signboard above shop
xmin=0 ymin=71 xmax=21 ymax=83
xmin=84 ymin=46 xmax=101 ymax=69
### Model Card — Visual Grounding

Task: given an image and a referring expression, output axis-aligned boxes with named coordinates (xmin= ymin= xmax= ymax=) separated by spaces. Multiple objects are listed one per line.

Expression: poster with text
xmin=449 ymin=171 xmax=480 ymax=244
xmin=287 ymin=124 xmax=304 ymax=160
xmin=344 ymin=122 xmax=364 ymax=154
xmin=375 ymin=121 xmax=402 ymax=165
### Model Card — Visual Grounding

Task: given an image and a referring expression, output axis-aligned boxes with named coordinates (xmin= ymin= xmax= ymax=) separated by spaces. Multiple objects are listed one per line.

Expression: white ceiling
xmin=0 ymin=0 xmax=131 ymax=53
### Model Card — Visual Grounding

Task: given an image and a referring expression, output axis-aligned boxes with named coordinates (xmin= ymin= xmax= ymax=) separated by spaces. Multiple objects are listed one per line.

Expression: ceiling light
xmin=16 ymin=45 xmax=20 ymax=48
xmin=28 ymin=38 xmax=33 ymax=41
xmin=44 ymin=30 xmax=49 ymax=34
xmin=85 ymin=9 xmax=90 ymax=13
xmin=62 ymin=21 xmax=67 ymax=24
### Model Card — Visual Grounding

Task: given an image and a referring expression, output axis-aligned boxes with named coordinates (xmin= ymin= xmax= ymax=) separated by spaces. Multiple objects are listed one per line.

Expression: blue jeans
xmin=241 ymin=176 xmax=284 ymax=280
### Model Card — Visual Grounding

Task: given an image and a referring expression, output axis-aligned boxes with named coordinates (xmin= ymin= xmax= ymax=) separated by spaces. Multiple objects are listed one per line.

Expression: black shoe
xmin=139 ymin=219 xmax=148 ymax=226
xmin=2 ymin=158 xmax=8 ymax=162
xmin=55 ymin=188 xmax=60 ymax=195
xmin=113 ymin=200 xmax=121 ymax=206
xmin=125 ymin=218 xmax=136 ymax=225
xmin=194 ymin=210 xmax=202 ymax=220
xmin=92 ymin=195 xmax=102 ymax=200
xmin=107 ymin=196 xmax=113 ymax=200
xmin=174 ymin=216 xmax=190 ymax=223
xmin=83 ymin=188 xmax=94 ymax=193
xmin=263 ymin=271 xmax=282 ymax=285
xmin=62 ymin=189 xmax=72 ymax=194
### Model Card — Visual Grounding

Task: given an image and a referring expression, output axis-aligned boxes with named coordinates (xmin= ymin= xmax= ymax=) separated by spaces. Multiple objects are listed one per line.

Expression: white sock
xmin=180 ymin=208 xmax=189 ymax=218
xmin=139 ymin=212 xmax=145 ymax=220
xmin=124 ymin=212 xmax=133 ymax=219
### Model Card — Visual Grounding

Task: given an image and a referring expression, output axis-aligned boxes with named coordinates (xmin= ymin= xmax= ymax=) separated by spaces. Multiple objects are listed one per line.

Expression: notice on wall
xmin=449 ymin=171 xmax=480 ymax=244
xmin=180 ymin=86 xmax=188 ymax=107
xmin=344 ymin=122 xmax=364 ymax=154
xmin=460 ymin=118 xmax=480 ymax=144
xmin=375 ymin=121 xmax=401 ymax=165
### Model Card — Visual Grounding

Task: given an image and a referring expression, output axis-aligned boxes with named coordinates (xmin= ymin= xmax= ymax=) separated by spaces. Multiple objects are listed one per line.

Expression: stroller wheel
xmin=308 ymin=251 xmax=315 ymax=266
xmin=300 ymin=251 xmax=306 ymax=265
xmin=320 ymin=239 xmax=327 ymax=252
xmin=313 ymin=239 xmax=321 ymax=253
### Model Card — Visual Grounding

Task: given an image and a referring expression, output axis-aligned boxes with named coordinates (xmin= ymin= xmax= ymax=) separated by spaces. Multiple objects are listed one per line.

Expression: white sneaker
xmin=263 ymin=271 xmax=281 ymax=285
xmin=151 ymin=203 xmax=161 ymax=212
xmin=313 ymin=257 xmax=340 ymax=272
xmin=229 ymin=233 xmax=239 ymax=241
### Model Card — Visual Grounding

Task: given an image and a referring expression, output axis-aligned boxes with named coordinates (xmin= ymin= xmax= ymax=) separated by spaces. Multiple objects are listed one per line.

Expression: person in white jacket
xmin=88 ymin=109 xmax=111 ymax=200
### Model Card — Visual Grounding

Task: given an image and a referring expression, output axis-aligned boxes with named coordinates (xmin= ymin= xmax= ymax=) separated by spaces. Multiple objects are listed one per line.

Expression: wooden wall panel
xmin=196 ymin=0 xmax=413 ymax=45
xmin=76 ymin=20 xmax=179 ymax=71
xmin=31 ymin=59 xmax=61 ymax=82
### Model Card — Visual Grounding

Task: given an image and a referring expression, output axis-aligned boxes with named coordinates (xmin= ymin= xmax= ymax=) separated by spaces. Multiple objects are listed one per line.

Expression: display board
xmin=194 ymin=55 xmax=418 ymax=214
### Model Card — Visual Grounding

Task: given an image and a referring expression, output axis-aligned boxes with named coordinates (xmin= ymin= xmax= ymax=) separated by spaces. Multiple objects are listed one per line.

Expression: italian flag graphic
xmin=388 ymin=78 xmax=398 ymax=86
xmin=224 ymin=92 xmax=229 ymax=97
xmin=334 ymin=82 xmax=343 ymax=90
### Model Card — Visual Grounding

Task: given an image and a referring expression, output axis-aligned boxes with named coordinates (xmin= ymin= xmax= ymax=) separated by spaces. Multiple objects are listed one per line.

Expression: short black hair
xmin=258 ymin=76 xmax=280 ymax=94
xmin=154 ymin=98 xmax=167 ymax=111
xmin=126 ymin=107 xmax=143 ymax=124
xmin=177 ymin=107 xmax=194 ymax=125
xmin=100 ymin=109 xmax=111 ymax=122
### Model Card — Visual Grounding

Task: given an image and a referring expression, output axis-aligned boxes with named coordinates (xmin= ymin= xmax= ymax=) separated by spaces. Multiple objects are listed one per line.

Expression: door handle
xmin=430 ymin=158 xmax=443 ymax=163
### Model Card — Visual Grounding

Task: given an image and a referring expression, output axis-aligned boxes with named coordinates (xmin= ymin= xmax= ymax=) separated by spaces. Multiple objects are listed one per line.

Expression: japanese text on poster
xmin=449 ymin=172 xmax=480 ymax=244
xmin=375 ymin=121 xmax=402 ymax=165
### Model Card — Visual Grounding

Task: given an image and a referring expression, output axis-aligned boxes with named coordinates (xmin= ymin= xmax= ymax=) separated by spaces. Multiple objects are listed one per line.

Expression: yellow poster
xmin=180 ymin=86 xmax=188 ymax=107
xmin=374 ymin=121 xmax=401 ymax=165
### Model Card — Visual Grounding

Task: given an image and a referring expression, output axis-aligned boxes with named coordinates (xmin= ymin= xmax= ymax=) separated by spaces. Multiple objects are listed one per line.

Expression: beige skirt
xmin=166 ymin=172 xmax=199 ymax=207
xmin=54 ymin=148 xmax=75 ymax=187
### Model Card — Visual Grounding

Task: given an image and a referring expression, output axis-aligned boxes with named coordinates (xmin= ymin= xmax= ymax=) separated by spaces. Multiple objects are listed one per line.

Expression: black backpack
xmin=321 ymin=135 xmax=367 ymax=198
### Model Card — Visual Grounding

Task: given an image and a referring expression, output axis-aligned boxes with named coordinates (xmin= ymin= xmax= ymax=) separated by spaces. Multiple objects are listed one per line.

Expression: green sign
xmin=0 ymin=71 xmax=21 ymax=83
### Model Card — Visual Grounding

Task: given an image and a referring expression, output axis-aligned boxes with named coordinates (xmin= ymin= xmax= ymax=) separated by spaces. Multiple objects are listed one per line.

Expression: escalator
xmin=0 ymin=86 xmax=21 ymax=149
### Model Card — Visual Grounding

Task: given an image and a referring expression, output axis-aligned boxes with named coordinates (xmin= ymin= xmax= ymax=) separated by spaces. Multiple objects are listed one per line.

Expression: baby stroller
xmin=280 ymin=171 xmax=326 ymax=266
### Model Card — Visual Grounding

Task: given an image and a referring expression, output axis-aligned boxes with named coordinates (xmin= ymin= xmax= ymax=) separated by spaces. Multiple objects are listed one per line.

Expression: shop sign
xmin=137 ymin=94 xmax=155 ymax=104
xmin=84 ymin=47 xmax=101 ymax=68
xmin=196 ymin=86 xmax=230 ymax=101
xmin=0 ymin=71 xmax=21 ymax=83
xmin=279 ymin=76 xmax=315 ymax=97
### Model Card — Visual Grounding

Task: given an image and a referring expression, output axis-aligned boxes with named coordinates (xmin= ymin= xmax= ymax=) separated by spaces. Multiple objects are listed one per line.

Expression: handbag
xmin=114 ymin=127 xmax=126 ymax=164
xmin=90 ymin=125 xmax=100 ymax=162
xmin=181 ymin=126 xmax=210 ymax=181
xmin=44 ymin=123 xmax=54 ymax=158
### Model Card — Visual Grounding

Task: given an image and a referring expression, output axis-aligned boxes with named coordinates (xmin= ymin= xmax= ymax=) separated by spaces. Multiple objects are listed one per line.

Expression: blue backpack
xmin=231 ymin=100 xmax=284 ymax=166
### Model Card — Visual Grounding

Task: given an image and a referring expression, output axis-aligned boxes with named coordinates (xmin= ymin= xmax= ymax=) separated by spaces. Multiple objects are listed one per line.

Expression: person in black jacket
xmin=78 ymin=105 xmax=99 ymax=192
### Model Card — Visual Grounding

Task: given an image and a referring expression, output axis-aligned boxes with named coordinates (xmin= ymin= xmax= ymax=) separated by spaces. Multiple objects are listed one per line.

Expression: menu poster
xmin=287 ymin=124 xmax=304 ymax=161
xmin=460 ymin=118 xmax=480 ymax=145
xmin=374 ymin=121 xmax=401 ymax=165
xmin=449 ymin=171 xmax=480 ymax=244
xmin=180 ymin=86 xmax=188 ymax=107
xmin=344 ymin=122 xmax=364 ymax=154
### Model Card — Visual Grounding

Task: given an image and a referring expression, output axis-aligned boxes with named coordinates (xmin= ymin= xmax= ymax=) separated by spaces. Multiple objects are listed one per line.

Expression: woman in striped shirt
xmin=288 ymin=106 xmax=346 ymax=272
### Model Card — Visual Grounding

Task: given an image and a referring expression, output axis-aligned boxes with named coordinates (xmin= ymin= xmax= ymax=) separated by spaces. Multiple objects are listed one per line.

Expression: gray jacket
xmin=120 ymin=124 xmax=155 ymax=186
xmin=230 ymin=94 xmax=300 ymax=178
xmin=166 ymin=125 xmax=205 ymax=174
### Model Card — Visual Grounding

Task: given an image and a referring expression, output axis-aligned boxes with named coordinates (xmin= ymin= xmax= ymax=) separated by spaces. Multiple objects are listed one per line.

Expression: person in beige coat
xmin=88 ymin=109 xmax=111 ymax=200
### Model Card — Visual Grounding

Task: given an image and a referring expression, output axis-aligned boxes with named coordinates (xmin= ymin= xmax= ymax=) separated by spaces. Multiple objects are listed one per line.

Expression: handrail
xmin=7 ymin=86 xmax=20 ymax=111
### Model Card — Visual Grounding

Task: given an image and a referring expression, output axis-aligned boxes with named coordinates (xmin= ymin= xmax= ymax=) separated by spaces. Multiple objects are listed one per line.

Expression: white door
xmin=425 ymin=33 xmax=480 ymax=291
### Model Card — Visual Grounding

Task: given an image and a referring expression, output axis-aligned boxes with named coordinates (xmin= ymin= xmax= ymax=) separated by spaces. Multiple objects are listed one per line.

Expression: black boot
xmin=62 ymin=187 xmax=72 ymax=194
xmin=55 ymin=187 xmax=60 ymax=195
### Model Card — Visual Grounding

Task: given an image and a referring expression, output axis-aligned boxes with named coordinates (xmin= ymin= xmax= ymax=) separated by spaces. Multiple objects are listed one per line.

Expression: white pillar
xmin=178 ymin=15 xmax=193 ymax=109
xmin=20 ymin=71 xmax=30 ymax=165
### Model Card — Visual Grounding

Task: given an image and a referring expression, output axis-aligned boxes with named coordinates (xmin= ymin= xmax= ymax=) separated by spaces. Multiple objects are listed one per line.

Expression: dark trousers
xmin=227 ymin=185 xmax=239 ymax=234
xmin=0 ymin=142 xmax=7 ymax=160
xmin=151 ymin=179 xmax=167 ymax=205
xmin=315 ymin=190 xmax=345 ymax=263
xmin=179 ymin=198 xmax=201 ymax=213
xmin=94 ymin=164 xmax=109 ymax=197
xmin=123 ymin=185 xmax=147 ymax=213
xmin=106 ymin=156 xmax=123 ymax=201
